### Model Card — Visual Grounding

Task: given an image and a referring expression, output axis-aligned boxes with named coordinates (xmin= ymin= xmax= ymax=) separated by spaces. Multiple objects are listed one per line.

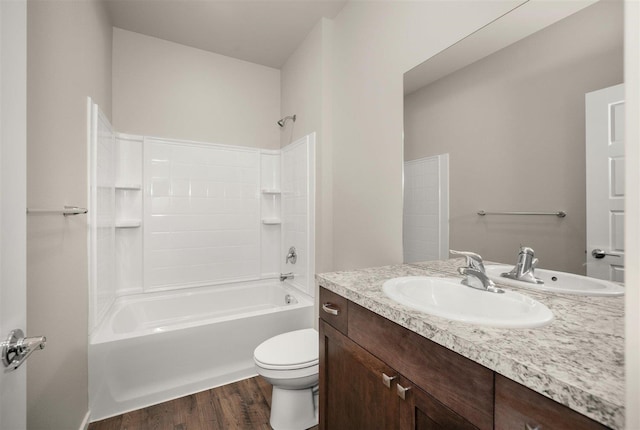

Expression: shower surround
xmin=87 ymin=100 xmax=316 ymax=420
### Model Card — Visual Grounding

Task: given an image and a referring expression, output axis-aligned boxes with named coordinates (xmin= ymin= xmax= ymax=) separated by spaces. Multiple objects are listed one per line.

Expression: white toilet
xmin=254 ymin=328 xmax=319 ymax=430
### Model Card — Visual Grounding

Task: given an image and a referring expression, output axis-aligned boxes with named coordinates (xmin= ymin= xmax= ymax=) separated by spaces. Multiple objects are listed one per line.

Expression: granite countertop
xmin=316 ymin=258 xmax=624 ymax=429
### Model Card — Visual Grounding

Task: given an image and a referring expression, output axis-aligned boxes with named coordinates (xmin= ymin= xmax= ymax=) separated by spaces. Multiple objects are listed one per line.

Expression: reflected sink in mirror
xmin=382 ymin=276 xmax=553 ymax=328
xmin=485 ymin=265 xmax=624 ymax=297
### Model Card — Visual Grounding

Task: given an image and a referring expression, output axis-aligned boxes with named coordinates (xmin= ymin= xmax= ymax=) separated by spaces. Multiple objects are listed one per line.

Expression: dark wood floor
xmin=89 ymin=377 xmax=318 ymax=430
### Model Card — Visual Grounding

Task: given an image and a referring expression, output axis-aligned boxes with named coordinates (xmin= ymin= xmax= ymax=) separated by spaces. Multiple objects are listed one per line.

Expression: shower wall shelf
xmin=262 ymin=218 xmax=282 ymax=225
xmin=261 ymin=188 xmax=281 ymax=194
xmin=115 ymin=184 xmax=142 ymax=190
xmin=115 ymin=219 xmax=141 ymax=228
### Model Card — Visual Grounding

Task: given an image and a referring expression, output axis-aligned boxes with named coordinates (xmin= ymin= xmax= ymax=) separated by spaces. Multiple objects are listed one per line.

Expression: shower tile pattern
xmin=144 ymin=139 xmax=261 ymax=290
xmin=90 ymin=130 xmax=316 ymax=329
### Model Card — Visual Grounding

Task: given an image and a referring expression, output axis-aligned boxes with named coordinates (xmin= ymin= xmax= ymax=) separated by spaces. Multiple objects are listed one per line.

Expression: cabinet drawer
xmin=319 ymin=287 xmax=348 ymax=334
xmin=348 ymin=302 xmax=494 ymax=430
xmin=495 ymin=375 xmax=610 ymax=430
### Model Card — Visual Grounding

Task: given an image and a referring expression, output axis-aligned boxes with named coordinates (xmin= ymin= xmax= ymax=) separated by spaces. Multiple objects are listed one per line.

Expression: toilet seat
xmin=254 ymin=328 xmax=318 ymax=370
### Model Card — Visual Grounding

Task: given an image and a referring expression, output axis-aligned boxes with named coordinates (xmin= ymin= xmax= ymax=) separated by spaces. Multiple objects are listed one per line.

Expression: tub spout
xmin=280 ymin=272 xmax=294 ymax=282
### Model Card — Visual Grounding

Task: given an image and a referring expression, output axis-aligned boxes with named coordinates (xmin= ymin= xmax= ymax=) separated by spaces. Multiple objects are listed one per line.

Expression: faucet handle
xmin=450 ymin=250 xmax=486 ymax=273
xmin=285 ymin=246 xmax=297 ymax=264
xmin=519 ymin=247 xmax=539 ymax=270
xmin=519 ymin=246 xmax=535 ymax=256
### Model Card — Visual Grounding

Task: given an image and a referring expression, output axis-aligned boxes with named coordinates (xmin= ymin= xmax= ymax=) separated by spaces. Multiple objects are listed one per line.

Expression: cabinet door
xmin=398 ymin=376 xmax=479 ymax=430
xmin=319 ymin=320 xmax=400 ymax=430
xmin=348 ymin=302 xmax=494 ymax=429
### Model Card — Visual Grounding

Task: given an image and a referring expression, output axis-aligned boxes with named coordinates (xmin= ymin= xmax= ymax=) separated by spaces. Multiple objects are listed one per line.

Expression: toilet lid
xmin=254 ymin=328 xmax=318 ymax=370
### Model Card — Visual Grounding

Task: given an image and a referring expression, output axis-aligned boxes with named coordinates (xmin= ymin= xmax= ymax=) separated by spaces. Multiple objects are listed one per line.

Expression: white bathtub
xmin=89 ymin=280 xmax=314 ymax=421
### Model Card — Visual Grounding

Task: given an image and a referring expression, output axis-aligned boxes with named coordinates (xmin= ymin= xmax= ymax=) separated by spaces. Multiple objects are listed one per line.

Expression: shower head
xmin=277 ymin=114 xmax=296 ymax=127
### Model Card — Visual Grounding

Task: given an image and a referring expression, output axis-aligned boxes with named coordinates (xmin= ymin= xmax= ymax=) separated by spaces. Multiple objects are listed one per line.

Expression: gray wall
xmin=280 ymin=18 xmax=333 ymax=277
xmin=404 ymin=0 xmax=623 ymax=274
xmin=113 ymin=28 xmax=281 ymax=149
xmin=329 ymin=1 xmax=522 ymax=271
xmin=26 ymin=0 xmax=112 ymax=428
xmin=280 ymin=18 xmax=333 ymax=327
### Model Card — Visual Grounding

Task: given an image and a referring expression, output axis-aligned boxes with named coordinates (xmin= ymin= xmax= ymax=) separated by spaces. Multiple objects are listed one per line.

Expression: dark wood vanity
xmin=318 ymin=286 xmax=611 ymax=430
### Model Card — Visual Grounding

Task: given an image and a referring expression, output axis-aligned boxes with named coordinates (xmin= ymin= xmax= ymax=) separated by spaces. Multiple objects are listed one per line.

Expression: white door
xmin=1 ymin=0 xmax=28 ymax=428
xmin=586 ymin=84 xmax=625 ymax=282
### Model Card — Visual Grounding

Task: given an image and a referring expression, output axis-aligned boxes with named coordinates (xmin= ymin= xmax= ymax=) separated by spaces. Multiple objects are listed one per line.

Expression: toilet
xmin=254 ymin=328 xmax=319 ymax=430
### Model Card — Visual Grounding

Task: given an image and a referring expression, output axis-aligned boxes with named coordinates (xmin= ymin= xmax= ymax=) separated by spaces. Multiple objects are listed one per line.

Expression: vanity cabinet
xmin=495 ymin=375 xmax=609 ymax=430
xmin=319 ymin=287 xmax=488 ymax=430
xmin=319 ymin=286 xmax=612 ymax=430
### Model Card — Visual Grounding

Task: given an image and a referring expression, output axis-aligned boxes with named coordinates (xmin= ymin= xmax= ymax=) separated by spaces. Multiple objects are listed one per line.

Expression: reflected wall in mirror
xmin=403 ymin=0 xmax=623 ymax=276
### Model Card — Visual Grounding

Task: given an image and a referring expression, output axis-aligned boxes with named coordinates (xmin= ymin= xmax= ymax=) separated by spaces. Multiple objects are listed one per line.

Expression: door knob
xmin=1 ymin=329 xmax=46 ymax=370
xmin=591 ymin=249 xmax=620 ymax=259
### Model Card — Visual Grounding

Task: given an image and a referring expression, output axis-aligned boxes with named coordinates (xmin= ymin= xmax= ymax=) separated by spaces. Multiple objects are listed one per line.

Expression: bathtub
xmin=88 ymin=280 xmax=314 ymax=421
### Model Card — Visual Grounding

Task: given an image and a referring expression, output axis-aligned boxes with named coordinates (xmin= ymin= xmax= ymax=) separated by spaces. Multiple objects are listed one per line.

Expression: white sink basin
xmin=485 ymin=264 xmax=624 ymax=297
xmin=382 ymin=276 xmax=553 ymax=328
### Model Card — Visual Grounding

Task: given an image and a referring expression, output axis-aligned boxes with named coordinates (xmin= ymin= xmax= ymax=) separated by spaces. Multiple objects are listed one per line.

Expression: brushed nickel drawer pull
xmin=397 ymin=383 xmax=411 ymax=400
xmin=322 ymin=303 xmax=340 ymax=316
xmin=382 ymin=373 xmax=397 ymax=388
xmin=525 ymin=424 xmax=541 ymax=430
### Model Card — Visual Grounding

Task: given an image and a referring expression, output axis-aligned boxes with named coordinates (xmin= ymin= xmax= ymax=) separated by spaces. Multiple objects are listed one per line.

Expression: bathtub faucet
xmin=280 ymin=272 xmax=294 ymax=282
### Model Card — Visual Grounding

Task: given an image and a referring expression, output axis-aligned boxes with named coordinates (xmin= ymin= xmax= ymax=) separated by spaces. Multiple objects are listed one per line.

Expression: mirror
xmin=402 ymin=0 xmax=623 ymax=276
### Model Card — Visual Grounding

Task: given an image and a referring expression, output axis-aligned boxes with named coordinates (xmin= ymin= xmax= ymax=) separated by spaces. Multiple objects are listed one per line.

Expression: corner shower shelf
xmin=261 ymin=188 xmax=281 ymax=195
xmin=115 ymin=219 xmax=141 ymax=228
xmin=115 ymin=184 xmax=142 ymax=190
xmin=261 ymin=218 xmax=281 ymax=225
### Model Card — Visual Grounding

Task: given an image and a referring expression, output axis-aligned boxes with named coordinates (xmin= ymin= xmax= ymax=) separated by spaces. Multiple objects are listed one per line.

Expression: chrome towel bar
xmin=27 ymin=206 xmax=88 ymax=216
xmin=477 ymin=210 xmax=566 ymax=218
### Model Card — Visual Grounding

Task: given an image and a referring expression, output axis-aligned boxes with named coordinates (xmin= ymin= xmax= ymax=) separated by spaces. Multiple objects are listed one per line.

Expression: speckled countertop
xmin=316 ymin=258 xmax=624 ymax=429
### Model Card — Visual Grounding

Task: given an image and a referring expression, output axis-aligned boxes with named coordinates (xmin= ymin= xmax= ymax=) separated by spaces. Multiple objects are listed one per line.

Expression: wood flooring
xmin=88 ymin=376 xmax=319 ymax=430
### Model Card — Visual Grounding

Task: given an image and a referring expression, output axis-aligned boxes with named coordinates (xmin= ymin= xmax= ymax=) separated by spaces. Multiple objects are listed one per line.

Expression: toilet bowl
xmin=254 ymin=328 xmax=319 ymax=430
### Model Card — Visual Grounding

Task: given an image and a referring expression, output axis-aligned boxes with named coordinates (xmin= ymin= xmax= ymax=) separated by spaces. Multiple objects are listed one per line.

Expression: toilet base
xmin=269 ymin=386 xmax=318 ymax=430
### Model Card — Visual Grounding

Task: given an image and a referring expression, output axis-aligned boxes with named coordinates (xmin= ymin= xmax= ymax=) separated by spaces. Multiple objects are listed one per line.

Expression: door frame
xmin=0 ymin=0 xmax=28 ymax=428
xmin=624 ymin=1 xmax=640 ymax=428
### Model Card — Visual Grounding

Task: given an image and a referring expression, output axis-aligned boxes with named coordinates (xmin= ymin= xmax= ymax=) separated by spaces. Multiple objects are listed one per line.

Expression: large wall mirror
xmin=403 ymin=0 xmax=624 ymax=280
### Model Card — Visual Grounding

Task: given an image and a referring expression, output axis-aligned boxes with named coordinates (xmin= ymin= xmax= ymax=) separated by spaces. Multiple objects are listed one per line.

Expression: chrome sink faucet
xmin=450 ymin=250 xmax=504 ymax=294
xmin=458 ymin=267 xmax=504 ymax=294
xmin=501 ymin=246 xmax=544 ymax=284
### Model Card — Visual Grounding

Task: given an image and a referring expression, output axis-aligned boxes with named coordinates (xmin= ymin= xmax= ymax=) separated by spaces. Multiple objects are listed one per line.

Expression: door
xmin=586 ymin=84 xmax=625 ymax=282
xmin=0 ymin=0 xmax=28 ymax=428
